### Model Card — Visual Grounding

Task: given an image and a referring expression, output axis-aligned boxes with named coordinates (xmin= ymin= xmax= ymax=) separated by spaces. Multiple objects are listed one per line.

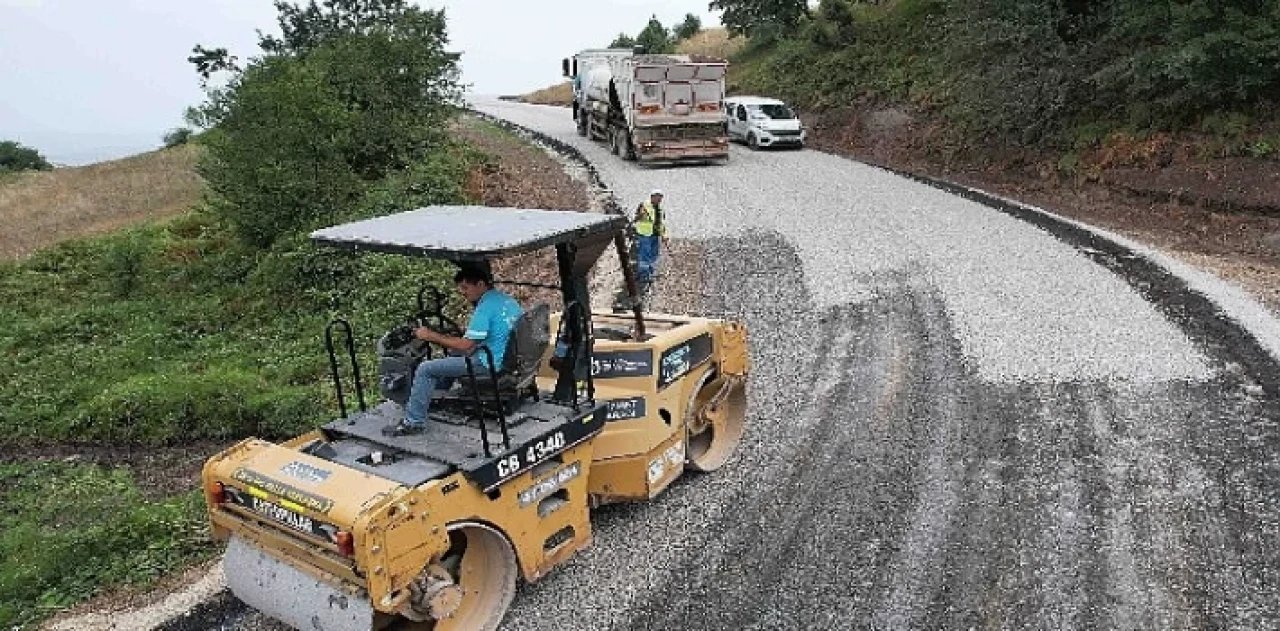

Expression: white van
xmin=722 ymin=96 xmax=806 ymax=149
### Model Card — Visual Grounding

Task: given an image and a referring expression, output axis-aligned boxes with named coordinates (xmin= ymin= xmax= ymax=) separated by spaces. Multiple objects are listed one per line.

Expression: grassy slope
xmin=0 ymin=130 xmax=484 ymax=629
xmin=0 ymin=145 xmax=205 ymax=260
xmin=0 ymin=463 xmax=209 ymax=629
xmin=675 ymin=28 xmax=745 ymax=60
xmin=520 ymin=82 xmax=572 ymax=106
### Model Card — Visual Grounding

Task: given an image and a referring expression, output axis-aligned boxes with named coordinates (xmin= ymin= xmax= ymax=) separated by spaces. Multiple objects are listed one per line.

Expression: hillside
xmin=0 ymin=144 xmax=204 ymax=260
xmin=520 ymin=81 xmax=572 ymax=106
xmin=2 ymin=114 xmax=588 ymax=630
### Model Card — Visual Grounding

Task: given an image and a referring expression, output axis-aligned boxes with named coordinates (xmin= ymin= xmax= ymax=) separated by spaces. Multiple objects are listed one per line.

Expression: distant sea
xmin=11 ymin=130 xmax=163 ymax=167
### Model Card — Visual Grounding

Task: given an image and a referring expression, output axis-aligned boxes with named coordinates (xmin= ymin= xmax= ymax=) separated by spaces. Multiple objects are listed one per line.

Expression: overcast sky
xmin=0 ymin=0 xmax=721 ymax=165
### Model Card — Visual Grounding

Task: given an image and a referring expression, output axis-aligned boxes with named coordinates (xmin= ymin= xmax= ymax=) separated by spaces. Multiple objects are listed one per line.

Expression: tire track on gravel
xmin=624 ymin=302 xmax=899 ymax=630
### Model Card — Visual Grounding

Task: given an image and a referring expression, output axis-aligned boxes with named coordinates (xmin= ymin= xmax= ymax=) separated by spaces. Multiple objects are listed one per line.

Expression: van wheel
xmin=609 ymin=129 xmax=620 ymax=155
xmin=747 ymin=133 xmax=760 ymax=151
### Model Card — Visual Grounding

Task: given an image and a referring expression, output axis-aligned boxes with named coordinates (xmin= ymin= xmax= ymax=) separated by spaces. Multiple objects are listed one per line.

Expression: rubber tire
xmin=609 ymin=128 xmax=620 ymax=155
xmin=747 ymin=133 xmax=760 ymax=151
xmin=621 ymin=132 xmax=637 ymax=161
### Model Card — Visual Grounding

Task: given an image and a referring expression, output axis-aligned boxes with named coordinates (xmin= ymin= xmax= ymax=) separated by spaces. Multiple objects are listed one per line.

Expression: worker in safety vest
xmin=633 ymin=189 xmax=668 ymax=288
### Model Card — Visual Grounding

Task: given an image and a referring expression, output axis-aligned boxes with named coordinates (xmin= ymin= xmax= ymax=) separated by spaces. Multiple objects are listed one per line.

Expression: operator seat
xmin=448 ymin=302 xmax=551 ymax=410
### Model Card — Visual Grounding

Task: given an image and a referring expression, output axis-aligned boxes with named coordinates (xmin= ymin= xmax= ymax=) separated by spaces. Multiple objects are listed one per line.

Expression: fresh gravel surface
xmin=473 ymin=98 xmax=1279 ymax=630
xmin=473 ymin=100 xmax=1209 ymax=385
xmin=183 ymin=98 xmax=1280 ymax=631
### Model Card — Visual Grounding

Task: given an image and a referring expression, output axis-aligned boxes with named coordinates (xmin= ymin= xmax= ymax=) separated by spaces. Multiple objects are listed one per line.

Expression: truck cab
xmin=723 ymin=96 xmax=807 ymax=150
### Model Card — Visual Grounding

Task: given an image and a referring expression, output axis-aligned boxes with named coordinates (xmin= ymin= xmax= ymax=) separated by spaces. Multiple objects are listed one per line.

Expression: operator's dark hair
xmin=453 ymin=265 xmax=493 ymax=286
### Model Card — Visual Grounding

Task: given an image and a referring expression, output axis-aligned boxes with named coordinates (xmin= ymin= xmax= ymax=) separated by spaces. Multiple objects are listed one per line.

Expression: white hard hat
xmin=651 ymin=189 xmax=663 ymax=196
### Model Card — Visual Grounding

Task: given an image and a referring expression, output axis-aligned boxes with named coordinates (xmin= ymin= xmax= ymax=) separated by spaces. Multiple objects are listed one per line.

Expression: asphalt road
xmin=189 ymin=100 xmax=1280 ymax=631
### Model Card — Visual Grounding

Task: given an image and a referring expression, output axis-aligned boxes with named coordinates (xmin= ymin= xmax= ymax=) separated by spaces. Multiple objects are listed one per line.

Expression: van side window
xmin=736 ymin=105 xmax=747 ymax=121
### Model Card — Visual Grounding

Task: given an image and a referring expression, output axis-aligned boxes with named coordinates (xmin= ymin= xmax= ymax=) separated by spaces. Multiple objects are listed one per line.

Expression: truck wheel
xmin=609 ymin=129 xmax=620 ymax=155
xmin=747 ymin=133 xmax=760 ymax=151
xmin=621 ymin=133 xmax=637 ymax=161
xmin=685 ymin=372 xmax=748 ymax=472
xmin=576 ymin=115 xmax=587 ymax=137
xmin=430 ymin=522 xmax=519 ymax=631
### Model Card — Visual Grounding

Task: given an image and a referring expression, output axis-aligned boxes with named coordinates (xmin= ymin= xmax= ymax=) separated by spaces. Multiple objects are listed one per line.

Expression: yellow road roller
xmin=200 ymin=206 xmax=749 ymax=630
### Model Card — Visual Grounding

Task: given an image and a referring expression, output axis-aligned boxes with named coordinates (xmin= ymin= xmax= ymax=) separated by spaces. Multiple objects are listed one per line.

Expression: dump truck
xmin=562 ymin=48 xmax=730 ymax=163
xmin=201 ymin=206 xmax=749 ymax=631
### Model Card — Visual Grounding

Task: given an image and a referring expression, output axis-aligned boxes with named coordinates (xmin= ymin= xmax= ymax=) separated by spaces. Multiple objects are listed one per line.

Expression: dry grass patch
xmin=521 ymin=82 xmax=574 ymax=107
xmin=676 ymin=28 xmax=745 ymax=60
xmin=0 ymin=144 xmax=204 ymax=260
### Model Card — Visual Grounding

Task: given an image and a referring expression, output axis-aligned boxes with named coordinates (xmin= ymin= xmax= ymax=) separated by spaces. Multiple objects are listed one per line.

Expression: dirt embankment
xmin=801 ymin=105 xmax=1280 ymax=312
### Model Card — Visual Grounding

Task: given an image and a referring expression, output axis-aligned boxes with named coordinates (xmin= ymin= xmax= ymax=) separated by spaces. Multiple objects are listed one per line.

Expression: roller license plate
xmin=227 ymin=487 xmax=330 ymax=540
xmin=249 ymin=496 xmax=315 ymax=534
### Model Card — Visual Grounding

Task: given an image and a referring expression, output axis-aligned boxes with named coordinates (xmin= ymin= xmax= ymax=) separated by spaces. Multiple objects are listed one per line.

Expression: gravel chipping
xmin=468 ymin=98 xmax=1279 ymax=630
xmin=470 ymin=99 xmax=1211 ymax=385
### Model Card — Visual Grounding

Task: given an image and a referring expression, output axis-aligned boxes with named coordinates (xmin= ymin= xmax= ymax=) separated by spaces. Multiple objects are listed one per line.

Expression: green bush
xmin=0 ymin=140 xmax=52 ymax=173
xmin=162 ymin=128 xmax=194 ymax=149
xmin=190 ymin=0 xmax=463 ymax=247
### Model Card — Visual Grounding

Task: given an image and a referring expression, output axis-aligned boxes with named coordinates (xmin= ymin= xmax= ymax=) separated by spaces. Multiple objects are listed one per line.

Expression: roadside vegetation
xmin=0 ymin=141 xmax=53 ymax=174
xmin=0 ymin=145 xmax=205 ymax=260
xmin=0 ymin=463 xmax=209 ymax=628
xmin=609 ymin=13 xmax=706 ymax=53
xmin=717 ymin=0 xmax=1280 ymax=157
xmin=0 ymin=1 xmax=490 ymax=627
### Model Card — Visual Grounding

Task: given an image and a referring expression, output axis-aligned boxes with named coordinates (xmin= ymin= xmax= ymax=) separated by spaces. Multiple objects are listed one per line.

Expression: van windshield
xmin=750 ymin=104 xmax=795 ymax=120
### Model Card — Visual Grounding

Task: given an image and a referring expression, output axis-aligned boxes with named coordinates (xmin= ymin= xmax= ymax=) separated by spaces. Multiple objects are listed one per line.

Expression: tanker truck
xmin=561 ymin=49 xmax=729 ymax=163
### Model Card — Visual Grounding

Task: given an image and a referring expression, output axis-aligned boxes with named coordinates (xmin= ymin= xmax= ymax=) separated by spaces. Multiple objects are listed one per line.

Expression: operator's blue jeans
xmin=636 ymin=235 xmax=660 ymax=284
xmin=404 ymin=356 xmax=472 ymax=426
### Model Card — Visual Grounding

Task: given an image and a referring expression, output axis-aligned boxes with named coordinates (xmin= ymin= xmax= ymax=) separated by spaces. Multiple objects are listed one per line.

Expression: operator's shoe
xmin=382 ymin=421 xmax=425 ymax=436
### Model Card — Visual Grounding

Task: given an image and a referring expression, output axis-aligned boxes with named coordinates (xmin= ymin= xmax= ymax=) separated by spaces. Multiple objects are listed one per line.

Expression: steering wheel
xmin=415 ymin=311 xmax=464 ymax=339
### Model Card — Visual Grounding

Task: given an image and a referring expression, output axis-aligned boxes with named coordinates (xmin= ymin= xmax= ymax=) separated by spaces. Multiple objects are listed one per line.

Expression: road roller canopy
xmin=309 ymin=205 xmax=628 ymax=261
xmin=311 ymin=204 xmax=647 ymax=412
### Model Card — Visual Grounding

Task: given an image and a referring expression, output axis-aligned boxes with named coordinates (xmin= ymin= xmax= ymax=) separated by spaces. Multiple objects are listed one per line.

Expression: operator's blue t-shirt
xmin=465 ymin=289 xmax=523 ymax=368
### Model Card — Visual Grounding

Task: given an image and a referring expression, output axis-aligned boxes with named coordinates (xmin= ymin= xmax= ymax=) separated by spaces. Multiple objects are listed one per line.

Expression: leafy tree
xmin=1090 ymin=0 xmax=1280 ymax=124
xmin=610 ymin=33 xmax=637 ymax=48
xmin=0 ymin=140 xmax=52 ymax=173
xmin=162 ymin=128 xmax=194 ymax=149
xmin=188 ymin=46 xmax=239 ymax=86
xmin=674 ymin=13 xmax=703 ymax=40
xmin=187 ymin=0 xmax=462 ymax=246
xmin=636 ymin=15 xmax=674 ymax=53
xmin=941 ymin=0 xmax=1075 ymax=142
xmin=709 ymin=0 xmax=812 ymax=36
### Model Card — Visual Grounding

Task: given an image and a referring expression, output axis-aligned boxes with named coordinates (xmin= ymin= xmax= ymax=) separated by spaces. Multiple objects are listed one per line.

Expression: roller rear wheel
xmin=685 ymin=374 xmax=747 ymax=472
xmin=392 ymin=523 xmax=517 ymax=631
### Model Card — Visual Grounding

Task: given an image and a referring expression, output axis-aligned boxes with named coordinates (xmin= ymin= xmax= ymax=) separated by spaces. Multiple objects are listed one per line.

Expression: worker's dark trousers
xmin=403 ymin=357 xmax=471 ymax=426
xmin=636 ymin=235 xmax=660 ymax=284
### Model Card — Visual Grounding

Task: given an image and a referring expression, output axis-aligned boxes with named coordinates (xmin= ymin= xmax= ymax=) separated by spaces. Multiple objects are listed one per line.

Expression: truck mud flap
xmin=225 ymin=536 xmax=375 ymax=631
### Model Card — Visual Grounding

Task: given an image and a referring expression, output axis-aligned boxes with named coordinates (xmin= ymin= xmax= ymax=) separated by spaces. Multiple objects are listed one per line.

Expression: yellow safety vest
xmin=634 ymin=201 xmax=666 ymax=237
